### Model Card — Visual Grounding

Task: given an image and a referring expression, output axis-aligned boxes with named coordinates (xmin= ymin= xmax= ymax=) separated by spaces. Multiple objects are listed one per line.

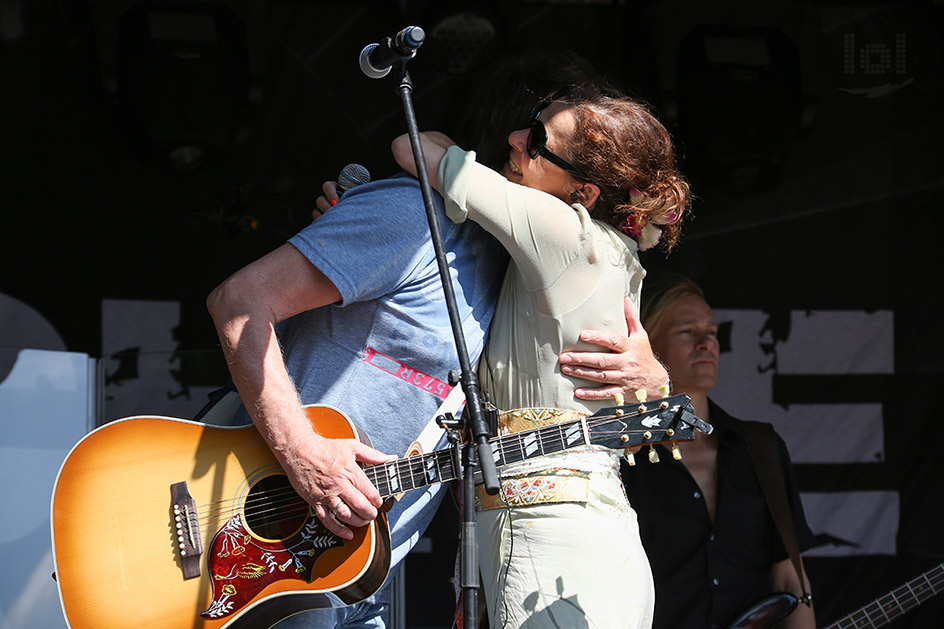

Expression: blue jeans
xmin=268 ymin=591 xmax=389 ymax=629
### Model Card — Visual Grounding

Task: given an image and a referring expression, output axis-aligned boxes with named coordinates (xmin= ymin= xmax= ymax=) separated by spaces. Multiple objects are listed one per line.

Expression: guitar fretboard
xmin=826 ymin=563 xmax=944 ymax=629
xmin=364 ymin=417 xmax=593 ymax=499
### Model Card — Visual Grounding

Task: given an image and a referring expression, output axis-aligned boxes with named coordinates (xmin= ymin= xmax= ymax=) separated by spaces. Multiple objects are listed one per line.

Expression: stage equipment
xmin=115 ymin=1 xmax=249 ymax=170
xmin=676 ymin=24 xmax=803 ymax=192
xmin=420 ymin=3 xmax=504 ymax=77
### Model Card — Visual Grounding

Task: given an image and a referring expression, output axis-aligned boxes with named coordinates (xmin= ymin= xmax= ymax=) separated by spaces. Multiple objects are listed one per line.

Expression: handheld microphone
xmin=337 ymin=163 xmax=371 ymax=197
xmin=359 ymin=26 xmax=426 ymax=79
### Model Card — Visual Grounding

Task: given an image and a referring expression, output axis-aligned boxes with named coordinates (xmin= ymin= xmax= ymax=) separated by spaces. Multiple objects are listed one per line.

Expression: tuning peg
xmin=614 ymin=391 xmax=624 ymax=415
xmin=624 ymin=448 xmax=636 ymax=466
xmin=671 ymin=443 xmax=682 ymax=460
xmin=658 ymin=384 xmax=670 ymax=398
xmin=648 ymin=444 xmax=659 ymax=464
xmin=634 ymin=389 xmax=647 ymax=403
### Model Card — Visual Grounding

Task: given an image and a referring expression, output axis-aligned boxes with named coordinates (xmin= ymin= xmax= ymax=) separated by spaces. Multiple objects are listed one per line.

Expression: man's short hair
xmin=640 ymin=271 xmax=706 ymax=338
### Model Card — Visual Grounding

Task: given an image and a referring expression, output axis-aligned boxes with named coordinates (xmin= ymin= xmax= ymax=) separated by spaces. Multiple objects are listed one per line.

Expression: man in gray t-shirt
xmin=209 ymin=173 xmax=507 ymax=627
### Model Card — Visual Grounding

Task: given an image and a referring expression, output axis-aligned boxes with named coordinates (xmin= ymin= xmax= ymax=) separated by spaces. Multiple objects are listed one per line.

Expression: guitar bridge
xmin=171 ymin=481 xmax=203 ymax=579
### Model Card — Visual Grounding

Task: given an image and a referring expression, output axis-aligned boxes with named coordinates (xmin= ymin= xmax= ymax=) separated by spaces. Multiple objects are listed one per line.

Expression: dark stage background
xmin=2 ymin=1 xmax=943 ymax=627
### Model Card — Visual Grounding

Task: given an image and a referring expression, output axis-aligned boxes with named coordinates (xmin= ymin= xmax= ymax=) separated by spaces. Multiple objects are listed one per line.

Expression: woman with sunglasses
xmin=393 ymin=92 xmax=689 ymax=628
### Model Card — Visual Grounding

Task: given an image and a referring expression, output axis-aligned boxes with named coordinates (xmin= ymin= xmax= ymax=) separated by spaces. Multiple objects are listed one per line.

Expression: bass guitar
xmin=824 ymin=561 xmax=943 ymax=629
xmin=729 ymin=561 xmax=944 ymax=628
xmin=52 ymin=394 xmax=700 ymax=628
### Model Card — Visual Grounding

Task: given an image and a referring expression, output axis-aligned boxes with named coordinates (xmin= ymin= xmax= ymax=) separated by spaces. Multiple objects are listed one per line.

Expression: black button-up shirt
xmin=623 ymin=400 xmax=814 ymax=629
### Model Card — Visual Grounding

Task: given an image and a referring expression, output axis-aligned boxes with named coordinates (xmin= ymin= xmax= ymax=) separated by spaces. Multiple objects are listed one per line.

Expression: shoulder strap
xmin=741 ymin=422 xmax=811 ymax=605
xmin=406 ymin=383 xmax=467 ymax=455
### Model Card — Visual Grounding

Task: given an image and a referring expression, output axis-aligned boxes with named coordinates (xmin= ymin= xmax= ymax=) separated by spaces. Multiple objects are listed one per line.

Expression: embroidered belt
xmin=475 ymin=469 xmax=591 ymax=511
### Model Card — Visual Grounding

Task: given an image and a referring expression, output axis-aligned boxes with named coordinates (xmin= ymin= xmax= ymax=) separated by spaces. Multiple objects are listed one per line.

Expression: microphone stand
xmin=381 ymin=56 xmax=500 ymax=629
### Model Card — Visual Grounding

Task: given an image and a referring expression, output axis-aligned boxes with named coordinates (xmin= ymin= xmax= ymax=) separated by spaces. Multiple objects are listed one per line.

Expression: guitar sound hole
xmin=244 ymin=474 xmax=310 ymax=541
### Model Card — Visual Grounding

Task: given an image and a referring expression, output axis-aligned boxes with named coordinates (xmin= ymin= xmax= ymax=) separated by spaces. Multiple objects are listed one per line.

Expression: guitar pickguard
xmin=202 ymin=514 xmax=343 ymax=619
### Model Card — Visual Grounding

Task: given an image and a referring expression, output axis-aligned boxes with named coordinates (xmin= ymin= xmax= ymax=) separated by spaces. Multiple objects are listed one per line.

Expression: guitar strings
xmin=190 ymin=422 xmax=648 ymax=519
xmin=189 ymin=412 xmax=686 ymax=528
xmin=187 ymin=409 xmax=690 ymax=530
xmin=834 ymin=565 xmax=944 ymax=627
xmin=189 ymin=435 xmax=676 ymax=529
xmin=188 ymin=448 xmax=455 ymax=524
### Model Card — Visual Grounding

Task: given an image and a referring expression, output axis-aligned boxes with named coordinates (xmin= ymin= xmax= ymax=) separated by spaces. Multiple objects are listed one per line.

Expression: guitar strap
xmin=742 ymin=422 xmax=812 ymax=606
xmin=405 ymin=383 xmax=467 ymax=455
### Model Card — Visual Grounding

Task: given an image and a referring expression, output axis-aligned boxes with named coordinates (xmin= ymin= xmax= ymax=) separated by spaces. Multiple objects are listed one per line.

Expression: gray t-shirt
xmin=280 ymin=174 xmax=507 ymax=572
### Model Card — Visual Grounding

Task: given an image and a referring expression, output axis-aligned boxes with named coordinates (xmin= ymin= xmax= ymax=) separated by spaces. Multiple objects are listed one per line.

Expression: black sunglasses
xmin=526 ymin=117 xmax=592 ymax=183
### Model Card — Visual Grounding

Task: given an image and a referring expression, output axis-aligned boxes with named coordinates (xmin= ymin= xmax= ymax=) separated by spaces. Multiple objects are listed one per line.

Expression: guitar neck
xmin=825 ymin=563 xmax=944 ymax=629
xmin=363 ymin=416 xmax=592 ymax=500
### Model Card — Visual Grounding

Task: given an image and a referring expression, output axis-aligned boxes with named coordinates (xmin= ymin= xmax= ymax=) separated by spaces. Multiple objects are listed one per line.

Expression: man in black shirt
xmin=623 ymin=273 xmax=816 ymax=629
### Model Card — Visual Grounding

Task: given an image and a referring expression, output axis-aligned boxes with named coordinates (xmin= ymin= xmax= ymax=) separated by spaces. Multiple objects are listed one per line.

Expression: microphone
xmin=359 ymin=26 xmax=426 ymax=79
xmin=337 ymin=163 xmax=371 ymax=197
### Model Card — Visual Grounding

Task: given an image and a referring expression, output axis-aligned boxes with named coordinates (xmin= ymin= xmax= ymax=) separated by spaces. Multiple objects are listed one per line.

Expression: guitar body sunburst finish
xmin=51 ymin=406 xmax=390 ymax=628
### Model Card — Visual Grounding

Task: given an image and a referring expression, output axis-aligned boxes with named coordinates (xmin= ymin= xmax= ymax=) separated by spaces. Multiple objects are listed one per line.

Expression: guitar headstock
xmin=585 ymin=394 xmax=711 ymax=457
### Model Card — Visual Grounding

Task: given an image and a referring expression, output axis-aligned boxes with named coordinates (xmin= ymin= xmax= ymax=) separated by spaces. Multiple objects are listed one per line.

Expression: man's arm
xmin=560 ymin=296 xmax=670 ymax=401
xmin=771 ymin=558 xmax=816 ymax=628
xmin=207 ymin=243 xmax=394 ymax=540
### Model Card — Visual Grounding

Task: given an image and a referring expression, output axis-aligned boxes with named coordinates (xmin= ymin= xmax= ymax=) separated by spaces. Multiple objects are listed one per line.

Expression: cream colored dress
xmin=439 ymin=146 xmax=655 ymax=629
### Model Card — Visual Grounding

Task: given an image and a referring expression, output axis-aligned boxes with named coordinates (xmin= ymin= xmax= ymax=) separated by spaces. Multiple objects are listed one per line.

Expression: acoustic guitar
xmin=52 ymin=394 xmax=700 ymax=628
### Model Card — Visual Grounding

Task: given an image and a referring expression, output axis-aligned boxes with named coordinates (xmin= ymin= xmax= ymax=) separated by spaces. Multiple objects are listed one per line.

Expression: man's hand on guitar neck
xmin=275 ymin=427 xmax=396 ymax=540
xmin=560 ymin=296 xmax=670 ymax=402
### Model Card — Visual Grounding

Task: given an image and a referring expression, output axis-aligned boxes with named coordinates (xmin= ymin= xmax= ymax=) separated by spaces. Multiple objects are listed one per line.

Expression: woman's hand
xmin=312 ymin=180 xmax=341 ymax=220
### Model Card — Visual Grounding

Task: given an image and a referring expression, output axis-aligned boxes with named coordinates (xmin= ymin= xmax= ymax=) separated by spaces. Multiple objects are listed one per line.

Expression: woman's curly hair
xmin=561 ymin=95 xmax=691 ymax=251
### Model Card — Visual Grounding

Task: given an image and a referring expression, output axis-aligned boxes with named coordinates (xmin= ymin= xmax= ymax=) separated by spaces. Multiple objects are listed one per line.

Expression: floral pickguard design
xmin=202 ymin=515 xmax=342 ymax=619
